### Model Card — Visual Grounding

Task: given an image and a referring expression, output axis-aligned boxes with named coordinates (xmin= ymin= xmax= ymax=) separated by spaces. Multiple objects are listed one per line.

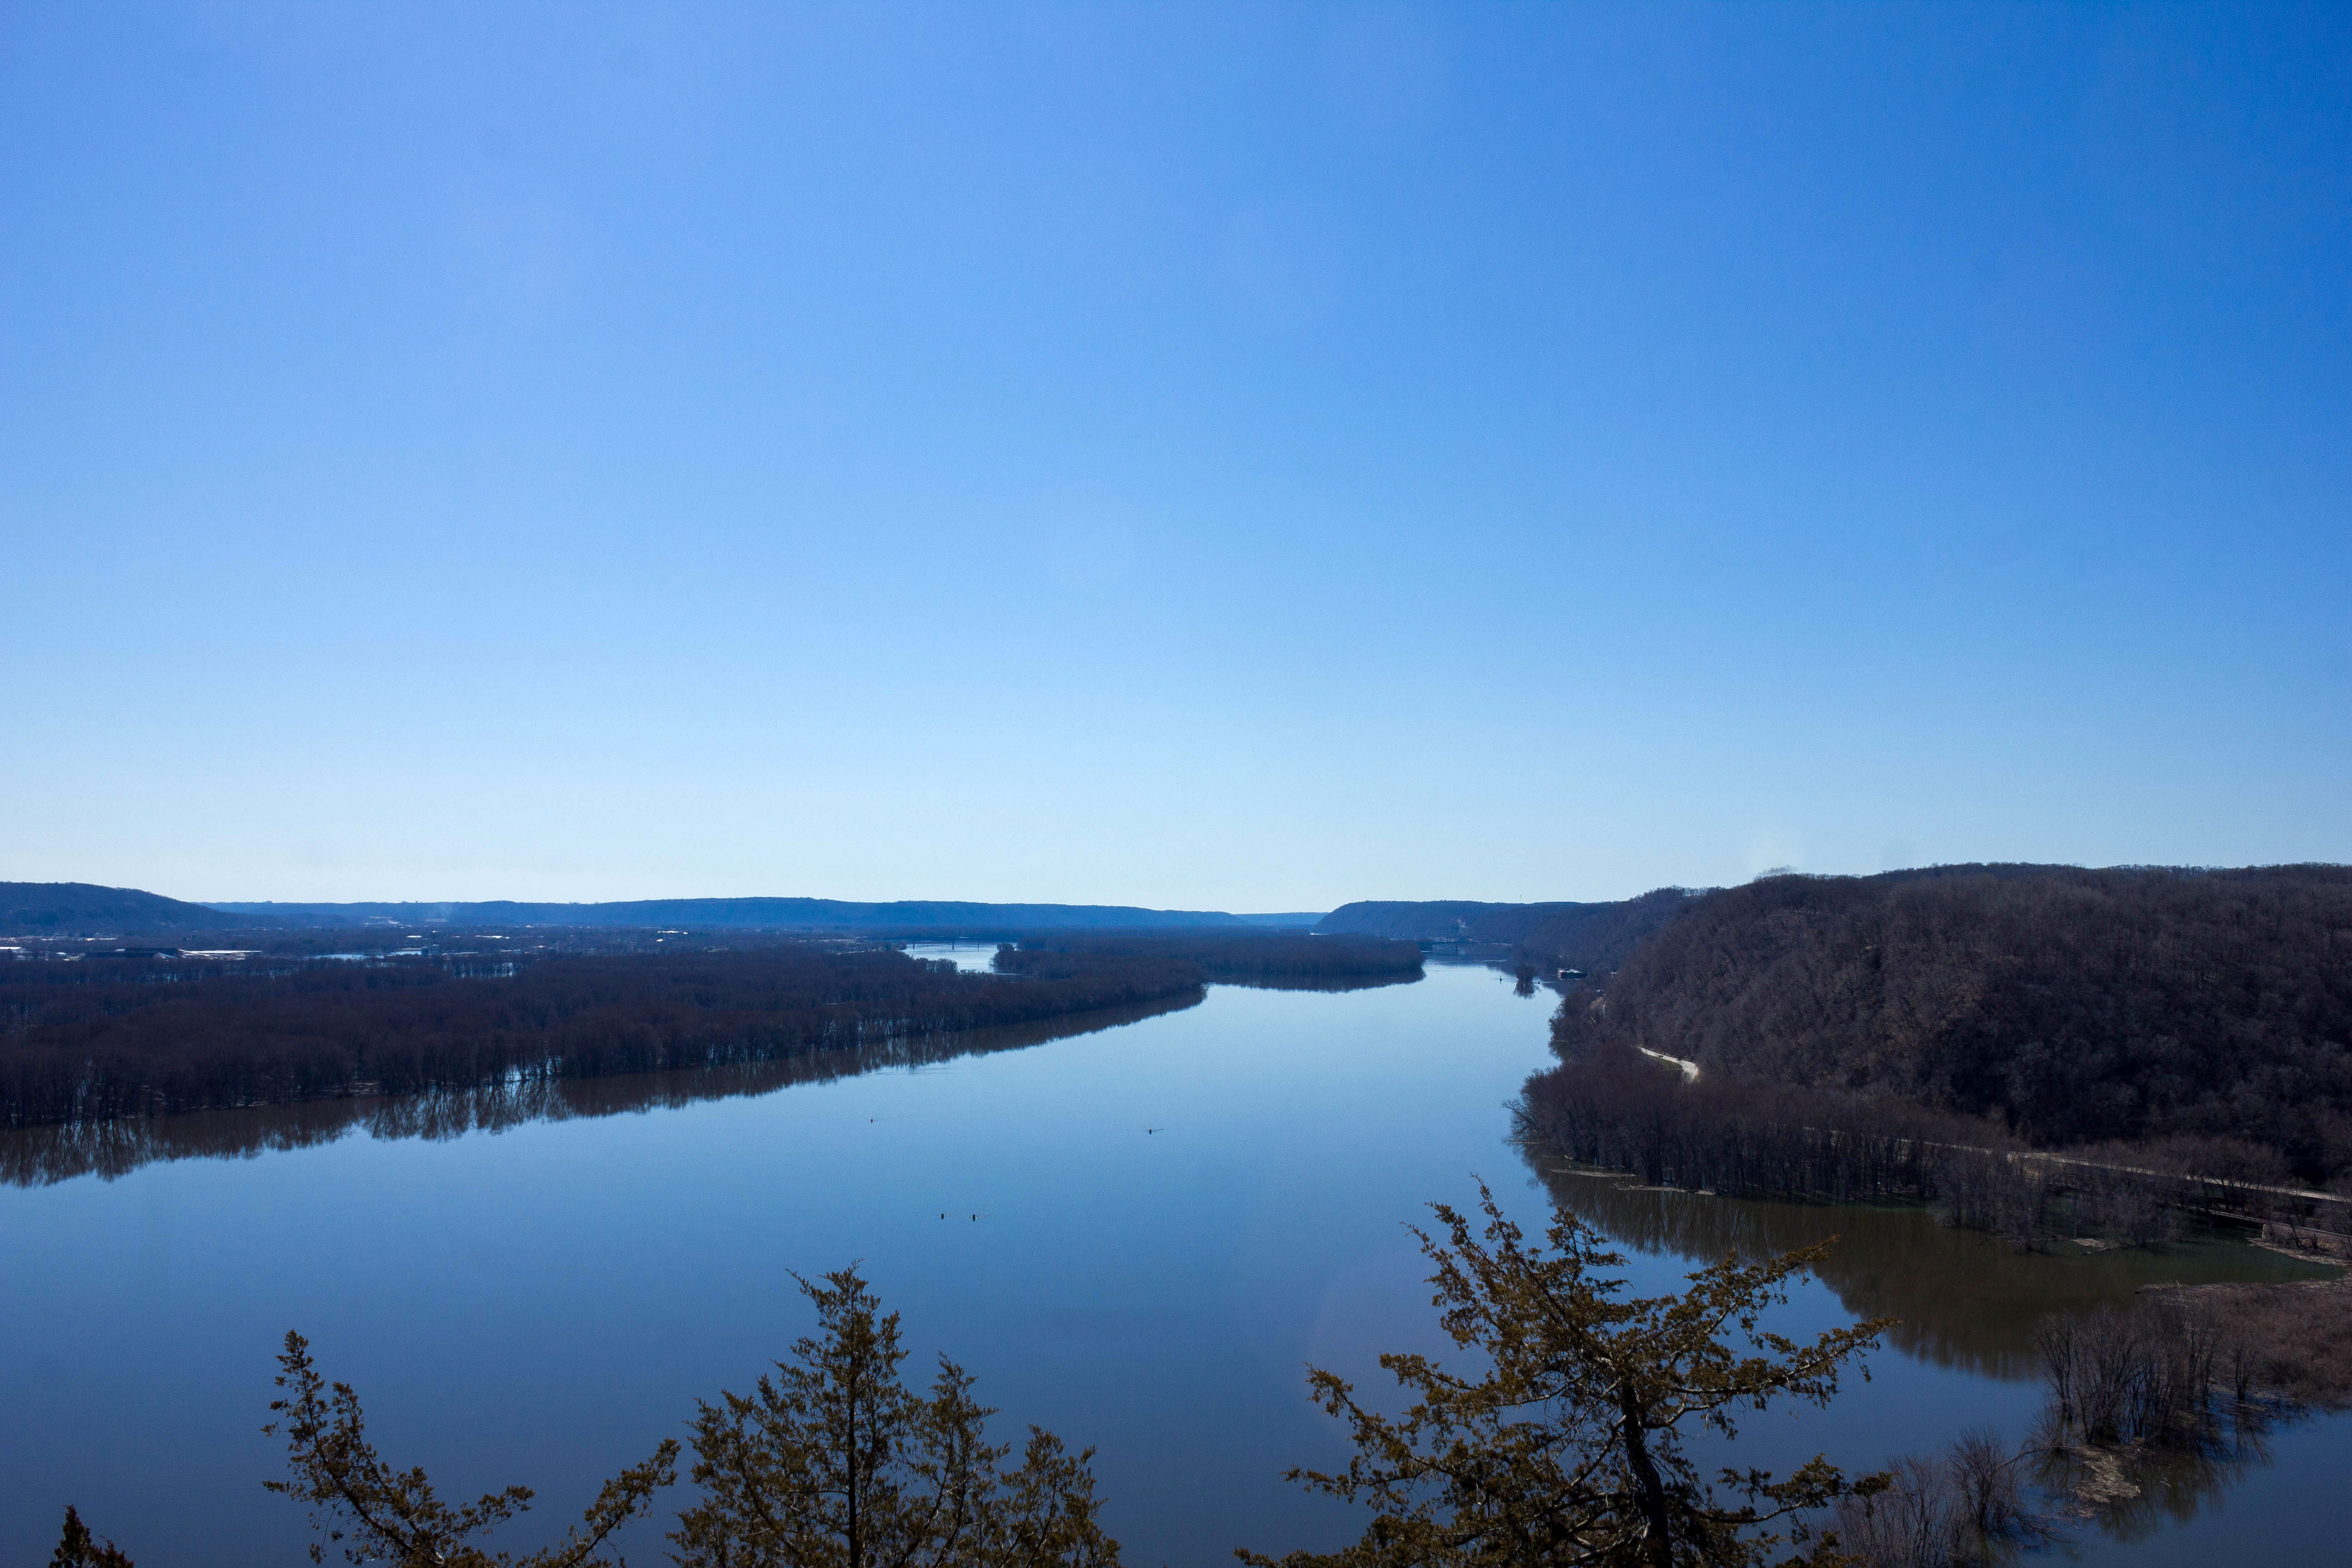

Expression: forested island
xmin=996 ymin=931 xmax=1423 ymax=988
xmin=0 ymin=991 xmax=1205 ymax=1187
xmin=0 ymin=942 xmax=1209 ymax=1127
xmin=0 ymin=928 xmax=1420 ymax=1130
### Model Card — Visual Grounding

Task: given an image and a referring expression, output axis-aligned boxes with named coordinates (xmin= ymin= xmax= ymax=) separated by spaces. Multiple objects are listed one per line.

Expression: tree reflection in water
xmin=0 ymin=993 xmax=1203 ymax=1189
xmin=1525 ymin=1155 xmax=2352 ymax=1556
xmin=1523 ymin=1156 xmax=2334 ymax=1382
xmin=2030 ymin=1404 xmax=2292 ymax=1545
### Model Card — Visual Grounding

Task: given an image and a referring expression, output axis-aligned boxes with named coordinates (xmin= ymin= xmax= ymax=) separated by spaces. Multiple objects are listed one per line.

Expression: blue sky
xmin=4 ymin=2 xmax=2347 ymax=908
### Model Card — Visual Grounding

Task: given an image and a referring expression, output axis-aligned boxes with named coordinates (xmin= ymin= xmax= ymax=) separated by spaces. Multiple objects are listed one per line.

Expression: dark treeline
xmin=1544 ymin=863 xmax=2352 ymax=1185
xmin=1 ymin=944 xmax=1206 ymax=1128
xmin=1523 ymin=1043 xmax=2001 ymax=1203
xmin=1521 ymin=1044 xmax=2140 ymax=1245
xmin=995 ymin=931 xmax=1423 ymax=988
xmin=0 ymin=991 xmax=1200 ymax=1187
xmin=10 ymin=925 xmax=911 ymax=962
xmin=1520 ymin=1043 xmax=2341 ymax=1250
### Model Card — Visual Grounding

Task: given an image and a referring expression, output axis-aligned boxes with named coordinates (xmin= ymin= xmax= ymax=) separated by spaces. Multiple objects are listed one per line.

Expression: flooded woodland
xmin=4 ymin=957 xmax=2344 ymax=1566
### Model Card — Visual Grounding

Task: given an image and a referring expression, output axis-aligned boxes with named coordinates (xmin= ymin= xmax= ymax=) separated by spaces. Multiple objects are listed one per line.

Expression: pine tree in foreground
xmin=671 ymin=1266 xmax=1119 ymax=1568
xmin=253 ymin=1269 xmax=1110 ymax=1568
xmin=264 ymin=1332 xmax=679 ymax=1567
xmin=1239 ymin=1184 xmax=1892 ymax=1568
xmin=76 ymin=1197 xmax=1885 ymax=1568
xmin=49 ymin=1505 xmax=134 ymax=1568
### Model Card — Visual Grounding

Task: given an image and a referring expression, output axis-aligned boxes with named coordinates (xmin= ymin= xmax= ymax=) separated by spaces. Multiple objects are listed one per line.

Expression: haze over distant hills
xmin=3 ymin=884 xmax=1305 ymax=936
xmin=197 ymin=896 xmax=1262 ymax=933
xmin=7 ymin=880 xmax=1708 ymax=948
xmin=0 ymin=882 xmax=286 ymax=934
xmin=1314 ymin=893 xmax=1698 ymax=975
xmin=1313 ymin=901 xmax=1576 ymax=941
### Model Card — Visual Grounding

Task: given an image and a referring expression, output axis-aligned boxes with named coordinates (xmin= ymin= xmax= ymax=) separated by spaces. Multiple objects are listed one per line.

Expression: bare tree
xmin=1829 ymin=1426 xmax=2043 ymax=1568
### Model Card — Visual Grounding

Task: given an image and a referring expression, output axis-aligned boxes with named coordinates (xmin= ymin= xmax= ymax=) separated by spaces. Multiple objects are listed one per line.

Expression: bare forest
xmin=1540 ymin=865 xmax=2352 ymax=1181
xmin=0 ymin=944 xmax=1204 ymax=1128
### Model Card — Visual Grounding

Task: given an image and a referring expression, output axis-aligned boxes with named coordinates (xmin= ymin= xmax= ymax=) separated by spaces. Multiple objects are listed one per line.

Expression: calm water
xmin=1 ymin=960 xmax=2342 ymax=1565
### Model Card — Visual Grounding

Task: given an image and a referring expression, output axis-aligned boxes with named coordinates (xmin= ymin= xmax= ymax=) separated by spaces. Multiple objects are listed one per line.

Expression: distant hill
xmin=1314 ymin=893 xmax=1694 ymax=972
xmin=200 ymin=897 xmax=1253 ymax=933
xmin=1238 ymin=911 xmax=1326 ymax=928
xmin=1512 ymin=890 xmax=1700 ymax=975
xmin=1314 ymin=900 xmax=1573 ymax=941
xmin=1 ymin=882 xmax=281 ymax=935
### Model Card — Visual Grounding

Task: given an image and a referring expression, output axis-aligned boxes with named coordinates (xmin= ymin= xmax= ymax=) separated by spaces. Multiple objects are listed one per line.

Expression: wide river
xmin=2 ymin=956 xmax=2343 ymax=1565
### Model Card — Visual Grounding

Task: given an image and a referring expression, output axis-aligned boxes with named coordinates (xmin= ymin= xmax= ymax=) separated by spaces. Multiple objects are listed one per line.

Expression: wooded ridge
xmin=0 ymin=882 xmax=286 ymax=934
xmin=1531 ymin=862 xmax=2352 ymax=1190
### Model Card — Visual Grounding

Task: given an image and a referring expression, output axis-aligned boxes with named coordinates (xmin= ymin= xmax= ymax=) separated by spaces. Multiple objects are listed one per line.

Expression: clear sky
xmin=4 ymin=3 xmax=2347 ymax=910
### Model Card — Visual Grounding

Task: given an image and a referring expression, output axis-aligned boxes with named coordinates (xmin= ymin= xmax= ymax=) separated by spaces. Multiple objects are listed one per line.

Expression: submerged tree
xmin=671 ymin=1266 xmax=1119 ymax=1568
xmin=265 ymin=1331 xmax=679 ymax=1567
xmin=1240 ymin=1185 xmax=1890 ymax=1568
xmin=1829 ymin=1426 xmax=2043 ymax=1568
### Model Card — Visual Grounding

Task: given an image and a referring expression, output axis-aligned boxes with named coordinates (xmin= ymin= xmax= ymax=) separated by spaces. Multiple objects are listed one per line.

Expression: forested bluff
xmin=0 ymin=932 xmax=1420 ymax=1129
xmin=1517 ymin=863 xmax=2352 ymax=1252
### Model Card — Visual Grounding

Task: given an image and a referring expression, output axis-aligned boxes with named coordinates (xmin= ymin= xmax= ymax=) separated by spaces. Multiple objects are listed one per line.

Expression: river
xmin=0 ymin=958 xmax=2341 ymax=1565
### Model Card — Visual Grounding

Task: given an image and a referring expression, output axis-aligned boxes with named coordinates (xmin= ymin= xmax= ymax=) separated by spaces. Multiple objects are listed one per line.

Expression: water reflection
xmin=1528 ymin=1160 xmax=2335 ymax=1381
xmin=897 ymin=941 xmax=1426 ymax=995
xmin=2034 ymin=1415 xmax=2287 ymax=1546
xmin=0 ymin=993 xmax=1201 ymax=1189
xmin=9 ymin=962 xmax=2346 ymax=1568
xmin=1534 ymin=1158 xmax=2348 ymax=1555
xmin=1213 ymin=972 xmax=1422 ymax=993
